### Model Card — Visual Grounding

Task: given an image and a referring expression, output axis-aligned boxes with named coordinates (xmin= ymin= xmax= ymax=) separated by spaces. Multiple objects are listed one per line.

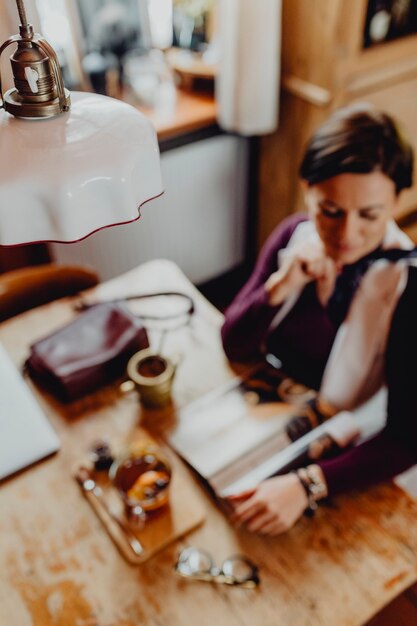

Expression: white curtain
xmin=216 ymin=0 xmax=281 ymax=136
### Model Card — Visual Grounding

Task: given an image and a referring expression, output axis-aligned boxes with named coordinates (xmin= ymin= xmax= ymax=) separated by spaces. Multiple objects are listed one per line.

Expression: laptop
xmin=0 ymin=343 xmax=60 ymax=481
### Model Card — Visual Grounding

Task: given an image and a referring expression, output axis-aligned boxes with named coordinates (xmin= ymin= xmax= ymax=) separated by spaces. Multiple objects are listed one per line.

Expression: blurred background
xmin=1 ymin=0 xmax=417 ymax=310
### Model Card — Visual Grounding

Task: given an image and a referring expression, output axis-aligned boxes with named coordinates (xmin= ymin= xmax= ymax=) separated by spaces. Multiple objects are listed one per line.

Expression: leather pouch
xmin=25 ymin=302 xmax=149 ymax=402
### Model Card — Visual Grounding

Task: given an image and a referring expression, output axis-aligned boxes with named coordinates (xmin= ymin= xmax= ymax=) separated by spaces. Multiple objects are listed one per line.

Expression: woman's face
xmin=304 ymin=171 xmax=399 ymax=265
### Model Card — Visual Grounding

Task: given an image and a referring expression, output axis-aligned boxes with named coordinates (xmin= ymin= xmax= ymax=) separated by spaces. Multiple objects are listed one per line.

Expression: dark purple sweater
xmin=221 ymin=215 xmax=417 ymax=496
xmin=221 ymin=214 xmax=334 ymax=389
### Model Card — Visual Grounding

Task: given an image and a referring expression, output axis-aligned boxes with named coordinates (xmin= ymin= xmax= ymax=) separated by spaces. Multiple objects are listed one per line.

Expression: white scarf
xmin=269 ymin=219 xmax=414 ymax=413
xmin=269 ymin=218 xmax=413 ymax=333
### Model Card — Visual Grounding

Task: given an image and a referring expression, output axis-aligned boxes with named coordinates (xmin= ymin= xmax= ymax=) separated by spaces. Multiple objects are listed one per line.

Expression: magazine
xmin=167 ymin=363 xmax=383 ymax=499
xmin=168 ymin=365 xmax=326 ymax=497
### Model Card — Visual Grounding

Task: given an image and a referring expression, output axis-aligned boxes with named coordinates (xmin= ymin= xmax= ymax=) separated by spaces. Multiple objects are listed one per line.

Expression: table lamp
xmin=0 ymin=0 xmax=163 ymax=247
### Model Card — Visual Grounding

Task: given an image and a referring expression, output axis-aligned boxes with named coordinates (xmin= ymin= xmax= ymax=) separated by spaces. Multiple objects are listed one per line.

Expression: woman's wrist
xmin=285 ymin=397 xmax=338 ymax=443
xmin=295 ymin=464 xmax=329 ymax=516
xmin=290 ymin=470 xmax=309 ymax=500
xmin=313 ymin=397 xmax=337 ymax=422
xmin=303 ymin=396 xmax=337 ymax=428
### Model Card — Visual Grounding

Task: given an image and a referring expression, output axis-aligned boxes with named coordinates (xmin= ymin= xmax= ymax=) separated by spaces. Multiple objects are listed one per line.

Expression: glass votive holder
xmin=124 ymin=49 xmax=172 ymax=108
xmin=109 ymin=441 xmax=172 ymax=522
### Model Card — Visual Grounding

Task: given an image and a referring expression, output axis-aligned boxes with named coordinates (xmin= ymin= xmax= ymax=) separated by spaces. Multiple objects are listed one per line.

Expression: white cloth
xmin=216 ymin=0 xmax=281 ymax=135
xmin=268 ymin=219 xmax=414 ymax=419
xmin=320 ymin=259 xmax=409 ymax=410
xmin=269 ymin=219 xmax=413 ymax=333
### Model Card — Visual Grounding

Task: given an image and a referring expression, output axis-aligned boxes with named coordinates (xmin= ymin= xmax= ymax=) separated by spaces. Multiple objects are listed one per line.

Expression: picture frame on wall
xmin=364 ymin=0 xmax=417 ymax=48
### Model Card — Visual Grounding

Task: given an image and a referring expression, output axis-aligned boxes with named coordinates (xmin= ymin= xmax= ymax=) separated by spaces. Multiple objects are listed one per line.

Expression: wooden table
xmin=1 ymin=260 xmax=417 ymax=626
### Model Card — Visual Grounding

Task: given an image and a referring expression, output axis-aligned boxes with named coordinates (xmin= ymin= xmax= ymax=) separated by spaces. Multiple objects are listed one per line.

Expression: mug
xmin=126 ymin=349 xmax=176 ymax=408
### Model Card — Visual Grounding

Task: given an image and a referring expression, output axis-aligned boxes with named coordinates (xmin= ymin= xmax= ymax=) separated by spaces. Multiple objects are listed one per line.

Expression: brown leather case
xmin=25 ymin=302 xmax=149 ymax=402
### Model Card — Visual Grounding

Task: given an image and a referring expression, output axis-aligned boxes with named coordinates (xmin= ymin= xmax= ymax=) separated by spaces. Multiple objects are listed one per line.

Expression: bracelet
xmin=305 ymin=464 xmax=328 ymax=501
xmin=294 ymin=469 xmax=318 ymax=517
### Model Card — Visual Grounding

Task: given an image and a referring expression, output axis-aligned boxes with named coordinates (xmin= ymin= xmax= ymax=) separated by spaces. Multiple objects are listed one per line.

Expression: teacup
xmin=109 ymin=441 xmax=172 ymax=521
xmin=126 ymin=349 xmax=176 ymax=408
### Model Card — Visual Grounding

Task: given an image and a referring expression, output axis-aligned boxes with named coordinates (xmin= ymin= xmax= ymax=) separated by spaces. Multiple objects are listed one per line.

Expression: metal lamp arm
xmin=36 ymin=36 xmax=69 ymax=112
xmin=16 ymin=0 xmax=29 ymax=27
xmin=0 ymin=36 xmax=21 ymax=109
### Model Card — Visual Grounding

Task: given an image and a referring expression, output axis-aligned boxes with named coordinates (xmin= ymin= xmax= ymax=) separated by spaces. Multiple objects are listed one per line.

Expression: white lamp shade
xmin=0 ymin=92 xmax=163 ymax=246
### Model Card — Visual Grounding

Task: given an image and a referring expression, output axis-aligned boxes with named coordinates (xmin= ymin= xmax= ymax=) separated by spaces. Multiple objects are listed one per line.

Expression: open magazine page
xmin=167 ymin=365 xmax=318 ymax=489
xmin=217 ymin=391 xmax=387 ymax=496
xmin=167 ymin=364 xmax=387 ymax=500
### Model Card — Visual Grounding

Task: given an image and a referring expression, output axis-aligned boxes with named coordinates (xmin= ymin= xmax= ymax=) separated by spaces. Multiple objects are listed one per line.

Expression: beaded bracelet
xmin=294 ymin=469 xmax=318 ymax=517
xmin=305 ymin=464 xmax=328 ymax=501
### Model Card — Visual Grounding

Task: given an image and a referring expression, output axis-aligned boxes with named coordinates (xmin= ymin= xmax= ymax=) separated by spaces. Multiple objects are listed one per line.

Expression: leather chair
xmin=0 ymin=264 xmax=99 ymax=322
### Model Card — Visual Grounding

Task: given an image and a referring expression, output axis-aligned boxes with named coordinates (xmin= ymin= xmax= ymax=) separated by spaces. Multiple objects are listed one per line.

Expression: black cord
xmin=74 ymin=291 xmax=195 ymax=321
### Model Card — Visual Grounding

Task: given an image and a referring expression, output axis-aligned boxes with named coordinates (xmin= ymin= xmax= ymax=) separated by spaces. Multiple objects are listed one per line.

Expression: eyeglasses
xmin=174 ymin=547 xmax=260 ymax=589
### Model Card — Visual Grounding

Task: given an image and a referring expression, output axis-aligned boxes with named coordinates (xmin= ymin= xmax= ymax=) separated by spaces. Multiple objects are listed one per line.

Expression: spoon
xmin=75 ymin=466 xmax=144 ymax=558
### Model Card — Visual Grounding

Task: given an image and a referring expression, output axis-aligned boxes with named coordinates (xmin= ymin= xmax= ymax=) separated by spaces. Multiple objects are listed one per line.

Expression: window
xmin=35 ymin=0 xmax=174 ymax=90
xmin=35 ymin=0 xmax=82 ymax=88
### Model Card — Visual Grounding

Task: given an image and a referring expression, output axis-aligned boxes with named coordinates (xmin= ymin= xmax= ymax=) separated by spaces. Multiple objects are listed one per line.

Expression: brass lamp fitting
xmin=0 ymin=0 xmax=70 ymax=118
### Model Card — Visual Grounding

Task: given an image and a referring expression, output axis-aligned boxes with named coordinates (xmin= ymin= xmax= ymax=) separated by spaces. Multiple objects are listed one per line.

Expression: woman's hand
xmin=227 ymin=474 xmax=308 ymax=536
xmin=265 ymin=244 xmax=339 ymax=307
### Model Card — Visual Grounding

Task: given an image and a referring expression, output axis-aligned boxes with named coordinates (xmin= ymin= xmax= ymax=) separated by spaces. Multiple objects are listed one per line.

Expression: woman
xmin=222 ymin=103 xmax=413 ymax=388
xmin=221 ymin=103 xmax=417 ymax=534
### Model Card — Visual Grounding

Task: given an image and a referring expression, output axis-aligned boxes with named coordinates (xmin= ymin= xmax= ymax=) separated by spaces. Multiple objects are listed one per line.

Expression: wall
xmin=51 ymin=134 xmax=249 ymax=284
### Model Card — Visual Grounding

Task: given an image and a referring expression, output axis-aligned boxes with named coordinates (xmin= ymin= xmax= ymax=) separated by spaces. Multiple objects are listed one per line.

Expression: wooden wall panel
xmin=258 ymin=0 xmax=417 ymax=248
xmin=258 ymin=92 xmax=331 ymax=247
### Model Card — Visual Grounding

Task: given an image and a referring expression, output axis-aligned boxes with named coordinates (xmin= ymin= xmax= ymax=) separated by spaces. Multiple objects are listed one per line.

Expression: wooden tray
xmin=75 ymin=444 xmax=206 ymax=564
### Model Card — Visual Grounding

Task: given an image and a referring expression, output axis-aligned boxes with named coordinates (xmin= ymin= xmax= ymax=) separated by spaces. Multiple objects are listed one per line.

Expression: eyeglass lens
xmin=177 ymin=548 xmax=213 ymax=575
xmin=176 ymin=548 xmax=259 ymax=586
xmin=222 ymin=555 xmax=257 ymax=583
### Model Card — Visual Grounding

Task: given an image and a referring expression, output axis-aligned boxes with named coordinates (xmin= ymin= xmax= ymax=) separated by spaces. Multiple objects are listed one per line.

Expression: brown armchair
xmin=0 ymin=264 xmax=99 ymax=322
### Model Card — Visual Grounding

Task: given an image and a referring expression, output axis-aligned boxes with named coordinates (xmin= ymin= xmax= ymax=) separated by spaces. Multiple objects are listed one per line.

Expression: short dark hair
xmin=299 ymin=103 xmax=414 ymax=194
